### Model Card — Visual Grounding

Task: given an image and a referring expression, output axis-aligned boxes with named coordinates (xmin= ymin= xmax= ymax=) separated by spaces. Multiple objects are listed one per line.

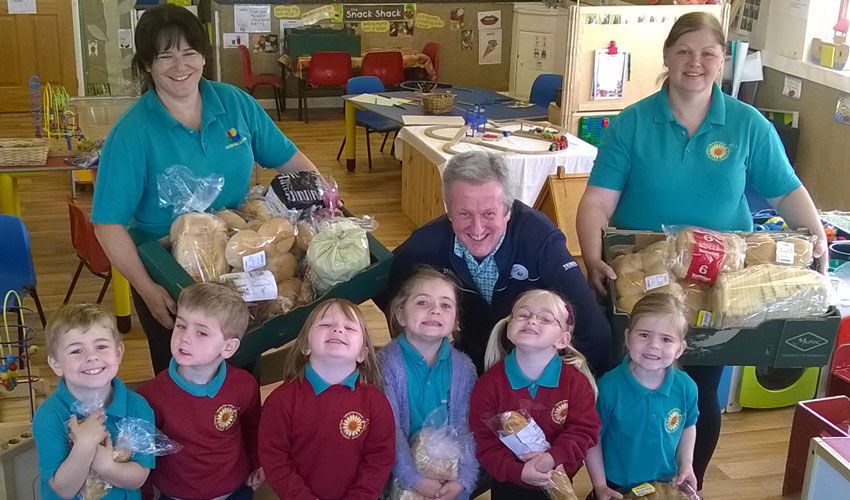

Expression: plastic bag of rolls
xmin=389 ymin=424 xmax=463 ymax=500
xmin=666 ymin=227 xmax=746 ymax=285
xmin=620 ymin=481 xmax=699 ymax=500
xmin=611 ymin=240 xmax=683 ymax=314
xmin=744 ymin=232 xmax=815 ymax=268
xmin=486 ymin=410 xmax=579 ymax=500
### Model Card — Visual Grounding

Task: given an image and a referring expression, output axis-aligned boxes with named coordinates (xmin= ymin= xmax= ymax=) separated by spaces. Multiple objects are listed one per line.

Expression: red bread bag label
xmin=685 ymin=230 xmax=725 ymax=284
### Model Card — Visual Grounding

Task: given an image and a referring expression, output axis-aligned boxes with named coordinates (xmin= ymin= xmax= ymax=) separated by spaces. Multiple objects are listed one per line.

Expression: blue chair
xmin=0 ymin=214 xmax=46 ymax=327
xmin=529 ymin=73 xmax=563 ymax=107
xmin=336 ymin=76 xmax=402 ymax=170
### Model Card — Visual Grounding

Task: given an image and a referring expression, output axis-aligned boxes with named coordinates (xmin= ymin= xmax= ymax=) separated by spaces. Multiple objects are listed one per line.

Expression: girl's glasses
xmin=512 ymin=309 xmax=561 ymax=328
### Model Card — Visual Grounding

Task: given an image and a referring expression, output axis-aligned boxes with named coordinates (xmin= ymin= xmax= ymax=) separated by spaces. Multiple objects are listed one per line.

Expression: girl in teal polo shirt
xmin=576 ymin=12 xmax=827 ymax=491
xmin=585 ymin=294 xmax=698 ymax=499
xmin=90 ymin=5 xmax=319 ymax=374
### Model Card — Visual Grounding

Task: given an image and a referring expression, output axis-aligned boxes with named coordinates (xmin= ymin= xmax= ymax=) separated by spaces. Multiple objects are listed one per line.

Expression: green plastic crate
xmin=137 ymin=231 xmax=392 ymax=380
xmin=602 ymin=228 xmax=840 ymax=368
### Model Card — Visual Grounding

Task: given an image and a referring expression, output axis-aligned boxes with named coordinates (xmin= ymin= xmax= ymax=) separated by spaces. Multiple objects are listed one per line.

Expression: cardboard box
xmin=603 ymin=228 xmax=840 ymax=367
xmin=137 ymin=231 xmax=393 ymax=376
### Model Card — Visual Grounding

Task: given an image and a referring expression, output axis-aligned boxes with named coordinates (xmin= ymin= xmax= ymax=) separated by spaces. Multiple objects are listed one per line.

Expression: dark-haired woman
xmin=92 ymin=4 xmax=318 ymax=373
xmin=576 ymin=12 xmax=826 ymax=492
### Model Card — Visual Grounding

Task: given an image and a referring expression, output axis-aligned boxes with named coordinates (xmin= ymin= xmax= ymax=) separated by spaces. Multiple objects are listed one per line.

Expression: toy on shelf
xmin=1 ymin=290 xmax=39 ymax=418
xmin=423 ymin=120 xmax=569 ymax=155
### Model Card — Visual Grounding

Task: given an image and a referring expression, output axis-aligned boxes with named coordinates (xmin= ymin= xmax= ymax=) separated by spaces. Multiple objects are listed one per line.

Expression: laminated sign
xmin=343 ymin=3 xmax=415 ymax=22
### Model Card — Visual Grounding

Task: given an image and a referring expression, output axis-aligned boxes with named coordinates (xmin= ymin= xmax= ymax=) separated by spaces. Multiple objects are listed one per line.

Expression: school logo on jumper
xmin=226 ymin=128 xmax=247 ymax=149
xmin=706 ymin=142 xmax=729 ymax=161
xmin=214 ymin=404 xmax=239 ymax=431
xmin=339 ymin=411 xmax=369 ymax=439
xmin=551 ymin=400 xmax=569 ymax=424
xmin=665 ymin=408 xmax=683 ymax=433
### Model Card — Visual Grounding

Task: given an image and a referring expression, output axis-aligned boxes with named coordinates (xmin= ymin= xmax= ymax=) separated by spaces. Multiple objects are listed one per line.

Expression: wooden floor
xmin=0 ymin=108 xmax=804 ymax=499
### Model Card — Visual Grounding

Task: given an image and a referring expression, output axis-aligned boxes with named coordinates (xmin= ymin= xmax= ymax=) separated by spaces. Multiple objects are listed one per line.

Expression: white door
xmin=514 ymin=31 xmax=555 ymax=100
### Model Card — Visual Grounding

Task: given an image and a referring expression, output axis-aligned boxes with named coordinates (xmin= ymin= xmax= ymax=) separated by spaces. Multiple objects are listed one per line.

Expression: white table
xmin=394 ymin=124 xmax=597 ymax=226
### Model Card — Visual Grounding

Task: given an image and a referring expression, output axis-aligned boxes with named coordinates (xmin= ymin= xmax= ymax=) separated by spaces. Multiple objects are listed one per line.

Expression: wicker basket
xmin=422 ymin=92 xmax=456 ymax=115
xmin=0 ymin=138 xmax=49 ymax=167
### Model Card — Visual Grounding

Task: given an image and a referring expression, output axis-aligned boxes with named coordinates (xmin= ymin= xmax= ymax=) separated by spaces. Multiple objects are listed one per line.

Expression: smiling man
xmin=379 ymin=151 xmax=612 ymax=376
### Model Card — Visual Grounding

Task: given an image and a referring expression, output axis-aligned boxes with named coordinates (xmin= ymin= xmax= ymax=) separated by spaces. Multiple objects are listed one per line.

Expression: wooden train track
xmin=422 ymin=120 xmax=569 ymax=155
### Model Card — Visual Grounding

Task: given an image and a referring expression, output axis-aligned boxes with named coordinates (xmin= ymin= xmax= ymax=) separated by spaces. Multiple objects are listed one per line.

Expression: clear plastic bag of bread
xmin=170 ymin=212 xmax=230 ymax=282
xmin=70 ymin=400 xmax=183 ymax=500
xmin=484 ymin=409 xmax=578 ymax=500
xmin=744 ymin=232 xmax=815 ymax=268
xmin=611 ymin=240 xmax=682 ymax=314
xmin=306 ymin=218 xmax=376 ymax=294
xmin=156 ymin=164 xmax=224 ymax=219
xmin=390 ymin=408 xmax=465 ymax=500
xmin=620 ymin=481 xmax=700 ymax=500
xmin=665 ymin=226 xmax=746 ymax=285
xmin=708 ymin=264 xmax=831 ymax=329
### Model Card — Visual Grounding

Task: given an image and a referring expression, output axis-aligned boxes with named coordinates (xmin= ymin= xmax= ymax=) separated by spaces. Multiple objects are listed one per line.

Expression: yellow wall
xmin=214 ymin=2 xmax=515 ymax=99
xmin=753 ymin=67 xmax=850 ymax=211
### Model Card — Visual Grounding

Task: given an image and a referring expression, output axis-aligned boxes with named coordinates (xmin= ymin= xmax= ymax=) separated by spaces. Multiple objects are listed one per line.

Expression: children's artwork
xmin=460 ymin=30 xmax=473 ymax=51
xmin=414 ymin=13 xmax=444 ymax=30
xmin=88 ymin=40 xmax=98 ymax=57
xmin=389 ymin=21 xmax=413 ymax=37
xmin=592 ymin=49 xmax=627 ymax=100
xmin=477 ymin=10 xmax=501 ymax=30
xmin=118 ymin=28 xmax=133 ymax=50
xmin=450 ymin=8 xmax=464 ymax=30
xmin=479 ymin=29 xmax=502 ymax=65
xmin=234 ymin=5 xmax=271 ymax=33
xmin=251 ymin=34 xmax=279 ymax=53
xmin=836 ymin=94 xmax=850 ymax=125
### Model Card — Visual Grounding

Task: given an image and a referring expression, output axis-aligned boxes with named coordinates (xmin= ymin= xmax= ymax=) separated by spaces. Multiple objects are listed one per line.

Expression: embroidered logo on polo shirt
xmin=226 ymin=128 xmax=247 ymax=149
xmin=665 ymin=408 xmax=683 ymax=433
xmin=339 ymin=411 xmax=369 ymax=439
xmin=551 ymin=400 xmax=569 ymax=424
xmin=706 ymin=142 xmax=729 ymax=161
xmin=510 ymin=264 xmax=529 ymax=280
xmin=214 ymin=404 xmax=239 ymax=431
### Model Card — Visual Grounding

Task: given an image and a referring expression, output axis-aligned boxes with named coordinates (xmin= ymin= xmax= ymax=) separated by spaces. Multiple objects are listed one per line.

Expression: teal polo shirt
xmin=92 ymin=78 xmax=298 ymax=240
xmin=33 ymin=378 xmax=156 ymax=500
xmin=504 ymin=350 xmax=561 ymax=398
xmin=305 ymin=364 xmax=359 ymax=395
xmin=398 ymin=334 xmax=452 ymax=434
xmin=596 ymin=357 xmax=699 ymax=488
xmin=589 ymin=83 xmax=800 ymax=232
xmin=168 ymin=358 xmax=226 ymax=397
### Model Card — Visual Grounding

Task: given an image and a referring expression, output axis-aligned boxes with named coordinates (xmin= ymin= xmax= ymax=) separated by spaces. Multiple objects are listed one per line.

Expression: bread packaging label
xmin=775 ymin=241 xmax=795 ymax=265
xmin=220 ymin=270 xmax=278 ymax=302
xmin=644 ymin=273 xmax=669 ymax=291
xmin=497 ymin=418 xmax=549 ymax=455
xmin=685 ymin=231 xmax=725 ymax=284
xmin=631 ymin=483 xmax=656 ymax=496
xmin=242 ymin=250 xmax=267 ymax=272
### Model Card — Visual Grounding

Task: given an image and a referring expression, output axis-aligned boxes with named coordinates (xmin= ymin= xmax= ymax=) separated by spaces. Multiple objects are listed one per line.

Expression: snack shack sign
xmin=343 ymin=4 xmax=415 ymax=22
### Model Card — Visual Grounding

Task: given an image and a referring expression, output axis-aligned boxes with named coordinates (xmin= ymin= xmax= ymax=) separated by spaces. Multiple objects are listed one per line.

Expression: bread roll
xmin=641 ymin=240 xmax=670 ymax=270
xmin=265 ymin=253 xmax=297 ymax=280
xmin=295 ymin=221 xmax=316 ymax=253
xmin=671 ymin=228 xmax=745 ymax=283
xmin=500 ymin=411 xmax=530 ymax=434
xmin=258 ymin=218 xmax=295 ymax=254
xmin=616 ymin=293 xmax=642 ymax=313
xmin=216 ymin=209 xmax=247 ymax=231
xmin=616 ymin=271 xmax=647 ymax=297
xmin=612 ymin=252 xmax=642 ymax=275
xmin=241 ymin=199 xmax=272 ymax=221
xmin=225 ymin=230 xmax=269 ymax=269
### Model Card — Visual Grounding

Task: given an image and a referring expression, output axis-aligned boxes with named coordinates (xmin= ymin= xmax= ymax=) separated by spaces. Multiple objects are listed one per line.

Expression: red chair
xmin=64 ymin=195 xmax=112 ymax=304
xmin=300 ymin=52 xmax=352 ymax=124
xmin=422 ymin=42 xmax=440 ymax=81
xmin=361 ymin=51 xmax=405 ymax=88
xmin=239 ymin=45 xmax=284 ymax=121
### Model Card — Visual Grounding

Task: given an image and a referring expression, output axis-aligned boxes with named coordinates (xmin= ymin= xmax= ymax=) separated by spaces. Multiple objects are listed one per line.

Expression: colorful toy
xmin=1 ymin=292 xmax=23 ymax=392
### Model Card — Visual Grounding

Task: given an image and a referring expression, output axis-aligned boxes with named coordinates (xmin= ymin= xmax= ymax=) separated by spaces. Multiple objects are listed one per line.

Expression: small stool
xmin=783 ymin=395 xmax=850 ymax=495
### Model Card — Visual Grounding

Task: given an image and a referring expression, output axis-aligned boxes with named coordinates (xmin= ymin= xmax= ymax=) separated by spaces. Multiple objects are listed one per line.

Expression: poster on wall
xmin=280 ymin=18 xmax=304 ymax=30
xmin=414 ymin=13 xmax=444 ymax=30
xmin=591 ymin=49 xmax=627 ymax=100
xmin=477 ymin=10 xmax=501 ymax=30
xmin=234 ymin=5 xmax=271 ymax=33
xmin=460 ymin=30 xmax=473 ymax=51
xmin=118 ymin=29 xmax=133 ymax=50
xmin=390 ymin=21 xmax=414 ymax=37
xmin=7 ymin=0 xmax=36 ymax=14
xmin=252 ymin=34 xmax=279 ymax=53
xmin=274 ymin=5 xmax=301 ymax=19
xmin=450 ymin=8 xmax=464 ymax=30
xmin=223 ymin=33 xmax=249 ymax=49
xmin=478 ymin=29 xmax=501 ymax=65
xmin=835 ymin=94 xmax=850 ymax=125
xmin=301 ymin=4 xmax=342 ymax=25
xmin=362 ymin=20 xmax=390 ymax=32
xmin=343 ymin=4 xmax=415 ymax=23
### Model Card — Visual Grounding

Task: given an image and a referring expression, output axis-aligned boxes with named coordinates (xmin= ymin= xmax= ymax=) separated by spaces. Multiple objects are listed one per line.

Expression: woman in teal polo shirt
xmin=91 ymin=4 xmax=318 ymax=373
xmin=576 ymin=12 xmax=826 ymax=492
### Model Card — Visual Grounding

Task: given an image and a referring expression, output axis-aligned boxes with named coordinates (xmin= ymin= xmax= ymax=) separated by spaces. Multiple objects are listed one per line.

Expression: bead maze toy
xmin=41 ymin=82 xmax=93 ymax=151
xmin=423 ymin=120 xmax=569 ymax=155
xmin=0 ymin=291 xmax=39 ymax=419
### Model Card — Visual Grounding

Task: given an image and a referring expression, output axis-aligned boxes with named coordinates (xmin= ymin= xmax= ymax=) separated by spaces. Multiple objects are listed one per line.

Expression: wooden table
xmin=0 ymin=154 xmax=132 ymax=332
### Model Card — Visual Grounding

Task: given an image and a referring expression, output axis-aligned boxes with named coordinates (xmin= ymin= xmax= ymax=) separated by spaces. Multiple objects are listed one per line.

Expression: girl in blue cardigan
xmin=378 ymin=267 xmax=479 ymax=500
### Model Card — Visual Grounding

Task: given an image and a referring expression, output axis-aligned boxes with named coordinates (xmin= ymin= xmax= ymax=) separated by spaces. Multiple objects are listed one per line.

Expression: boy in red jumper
xmin=469 ymin=290 xmax=601 ymax=500
xmin=259 ymin=299 xmax=395 ymax=500
xmin=137 ymin=283 xmax=262 ymax=500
